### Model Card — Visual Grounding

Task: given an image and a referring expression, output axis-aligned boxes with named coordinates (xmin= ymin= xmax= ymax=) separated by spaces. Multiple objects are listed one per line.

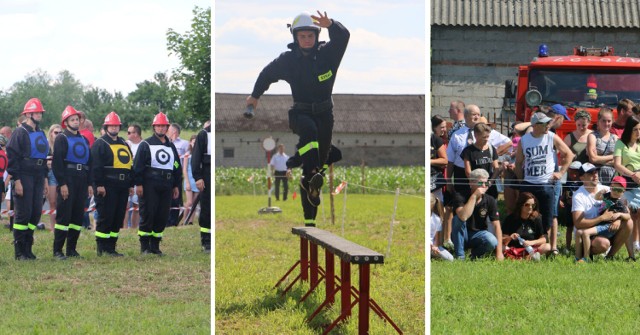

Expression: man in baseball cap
xmin=531 ymin=112 xmax=552 ymax=125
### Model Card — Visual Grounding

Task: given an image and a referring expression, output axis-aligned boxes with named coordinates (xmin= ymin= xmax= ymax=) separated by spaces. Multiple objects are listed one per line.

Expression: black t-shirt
xmin=451 ymin=193 xmax=499 ymax=232
xmin=460 ymin=144 xmax=498 ymax=176
xmin=502 ymin=213 xmax=546 ymax=248
xmin=430 ymin=133 xmax=444 ymax=176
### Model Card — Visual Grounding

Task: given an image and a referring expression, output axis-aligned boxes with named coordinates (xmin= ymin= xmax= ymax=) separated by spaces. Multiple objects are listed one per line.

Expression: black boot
xmin=66 ymin=229 xmax=81 ymax=258
xmin=148 ymin=237 xmax=163 ymax=256
xmin=53 ymin=229 xmax=68 ymax=260
xmin=140 ymin=236 xmax=151 ymax=254
xmin=96 ymin=238 xmax=105 ymax=256
xmin=26 ymin=231 xmax=37 ymax=260
xmin=13 ymin=230 xmax=29 ymax=260
xmin=201 ymin=232 xmax=211 ymax=253
xmin=105 ymin=238 xmax=124 ymax=257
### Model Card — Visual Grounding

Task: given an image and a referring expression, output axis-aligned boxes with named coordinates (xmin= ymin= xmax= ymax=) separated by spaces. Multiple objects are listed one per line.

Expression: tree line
xmin=0 ymin=6 xmax=210 ymax=131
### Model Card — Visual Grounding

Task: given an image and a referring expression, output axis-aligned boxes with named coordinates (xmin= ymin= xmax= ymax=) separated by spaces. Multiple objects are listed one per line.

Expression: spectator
xmin=430 ymin=115 xmax=447 ymax=202
xmin=191 ymin=121 xmax=211 ymax=252
xmin=167 ymin=123 xmax=188 ymax=227
xmin=613 ymin=115 xmax=640 ymax=254
xmin=611 ymin=99 xmax=635 ymax=137
xmin=502 ymin=192 xmax=551 ymax=260
xmin=450 ymin=168 xmax=503 ymax=260
xmin=46 ymin=124 xmax=62 ymax=231
xmin=502 ymin=122 xmax=531 ymax=215
xmin=182 ymin=135 xmax=199 ymax=225
xmin=78 ymin=112 xmax=96 ymax=147
xmin=573 ymin=163 xmax=632 ymax=261
xmin=124 ymin=124 xmax=143 ymax=229
xmin=586 ymin=108 xmax=618 ymax=186
xmin=563 ymin=110 xmax=593 ymax=163
xmin=430 ymin=195 xmax=453 ymax=261
xmin=0 ymin=126 xmax=12 ymax=140
xmin=461 ymin=122 xmax=502 ymax=199
xmin=270 ymin=143 xmax=290 ymax=201
xmin=515 ymin=112 xmax=574 ymax=256
xmin=447 ymin=100 xmax=465 ymax=140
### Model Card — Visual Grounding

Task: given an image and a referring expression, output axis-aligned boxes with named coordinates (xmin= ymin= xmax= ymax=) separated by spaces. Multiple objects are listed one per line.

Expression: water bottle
xmin=243 ymin=105 xmax=255 ymax=119
xmin=518 ymin=236 xmax=534 ymax=255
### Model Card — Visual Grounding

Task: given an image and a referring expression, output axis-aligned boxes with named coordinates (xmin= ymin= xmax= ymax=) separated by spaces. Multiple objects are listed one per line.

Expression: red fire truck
xmin=505 ymin=45 xmax=640 ymax=138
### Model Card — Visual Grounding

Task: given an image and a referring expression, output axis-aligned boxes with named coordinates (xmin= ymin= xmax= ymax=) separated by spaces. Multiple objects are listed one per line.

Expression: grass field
xmin=430 ymin=212 xmax=640 ymax=335
xmin=0 ymin=220 xmax=210 ymax=334
xmin=215 ymin=193 xmax=425 ymax=334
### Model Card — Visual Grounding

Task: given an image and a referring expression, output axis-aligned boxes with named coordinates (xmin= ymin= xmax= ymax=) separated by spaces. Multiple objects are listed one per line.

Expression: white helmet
xmin=289 ymin=12 xmax=320 ymax=44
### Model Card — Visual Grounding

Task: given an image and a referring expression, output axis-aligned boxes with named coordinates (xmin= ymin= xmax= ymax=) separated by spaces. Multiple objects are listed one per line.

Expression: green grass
xmin=431 ymin=206 xmax=640 ymax=335
xmin=0 ymin=221 xmax=210 ymax=334
xmin=215 ymin=194 xmax=425 ymax=334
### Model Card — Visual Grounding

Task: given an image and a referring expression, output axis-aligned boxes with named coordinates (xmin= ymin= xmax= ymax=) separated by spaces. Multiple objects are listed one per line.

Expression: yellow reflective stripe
xmin=318 ymin=70 xmax=333 ymax=82
xmin=110 ymin=232 xmax=119 ymax=238
xmin=13 ymin=224 xmax=28 ymax=231
xmin=174 ymin=161 xmax=179 ymax=168
xmin=298 ymin=142 xmax=319 ymax=156
xmin=68 ymin=224 xmax=83 ymax=231
xmin=95 ymin=231 xmax=110 ymax=239
xmin=27 ymin=223 xmax=36 ymax=230
xmin=304 ymin=219 xmax=315 ymax=224
xmin=138 ymin=231 xmax=151 ymax=237
xmin=151 ymin=231 xmax=164 ymax=238
xmin=54 ymin=224 xmax=68 ymax=231
xmin=200 ymin=227 xmax=211 ymax=233
xmin=323 ymin=164 xmax=328 ymax=169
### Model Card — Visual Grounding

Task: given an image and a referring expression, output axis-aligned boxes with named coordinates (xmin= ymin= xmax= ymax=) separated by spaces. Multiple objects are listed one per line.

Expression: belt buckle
xmin=166 ymin=173 xmax=172 ymax=180
xmin=36 ymin=159 xmax=43 ymax=166
xmin=76 ymin=164 xmax=82 ymax=171
xmin=119 ymin=174 xmax=125 ymax=181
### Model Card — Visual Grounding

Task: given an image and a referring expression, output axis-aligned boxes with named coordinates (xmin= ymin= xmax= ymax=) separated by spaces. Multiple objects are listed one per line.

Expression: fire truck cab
xmin=506 ymin=45 xmax=640 ymax=139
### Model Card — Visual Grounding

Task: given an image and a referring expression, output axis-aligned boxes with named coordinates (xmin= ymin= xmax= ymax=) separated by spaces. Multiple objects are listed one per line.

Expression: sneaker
xmin=531 ymin=252 xmax=541 ymax=262
xmin=53 ymin=252 xmax=67 ymax=260
xmin=575 ymin=257 xmax=587 ymax=263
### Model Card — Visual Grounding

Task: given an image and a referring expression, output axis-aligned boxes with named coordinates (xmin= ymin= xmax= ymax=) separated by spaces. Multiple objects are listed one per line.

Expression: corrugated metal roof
xmin=215 ymin=93 xmax=425 ymax=134
xmin=432 ymin=0 xmax=640 ymax=28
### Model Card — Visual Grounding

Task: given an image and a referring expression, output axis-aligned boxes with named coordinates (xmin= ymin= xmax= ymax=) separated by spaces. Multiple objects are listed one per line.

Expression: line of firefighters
xmin=1 ymin=98 xmax=211 ymax=260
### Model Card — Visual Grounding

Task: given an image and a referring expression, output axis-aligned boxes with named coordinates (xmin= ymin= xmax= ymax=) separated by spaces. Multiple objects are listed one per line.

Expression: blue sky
xmin=215 ymin=0 xmax=426 ymax=95
xmin=0 ymin=0 xmax=209 ymax=94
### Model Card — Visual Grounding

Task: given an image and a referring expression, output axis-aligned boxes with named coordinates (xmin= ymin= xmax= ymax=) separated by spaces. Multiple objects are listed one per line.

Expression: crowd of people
xmin=0 ymin=98 xmax=211 ymax=261
xmin=431 ymin=98 xmax=640 ymax=262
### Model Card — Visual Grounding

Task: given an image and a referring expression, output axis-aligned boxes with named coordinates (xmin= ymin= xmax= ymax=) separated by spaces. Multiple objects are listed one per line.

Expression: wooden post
xmin=361 ymin=160 xmax=366 ymax=194
xmin=329 ymin=164 xmax=335 ymax=225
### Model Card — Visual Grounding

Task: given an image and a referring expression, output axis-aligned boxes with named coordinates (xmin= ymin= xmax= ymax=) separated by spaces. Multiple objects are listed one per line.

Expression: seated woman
xmin=502 ymin=192 xmax=552 ymax=260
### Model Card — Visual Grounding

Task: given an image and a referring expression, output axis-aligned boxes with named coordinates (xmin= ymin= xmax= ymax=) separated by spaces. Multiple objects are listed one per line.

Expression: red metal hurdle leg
xmin=310 ymin=242 xmax=319 ymax=286
xmin=325 ymin=251 xmax=335 ymax=304
xmin=358 ymin=264 xmax=370 ymax=335
xmin=301 ymin=237 xmax=308 ymax=282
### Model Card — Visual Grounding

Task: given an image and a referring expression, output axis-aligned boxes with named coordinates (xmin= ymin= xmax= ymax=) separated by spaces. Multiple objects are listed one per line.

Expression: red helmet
xmin=61 ymin=105 xmax=80 ymax=128
xmin=103 ymin=111 xmax=122 ymax=126
xmin=152 ymin=112 xmax=170 ymax=126
xmin=22 ymin=98 xmax=45 ymax=115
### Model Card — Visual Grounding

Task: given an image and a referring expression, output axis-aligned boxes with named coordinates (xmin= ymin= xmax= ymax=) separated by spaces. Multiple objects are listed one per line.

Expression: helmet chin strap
xmin=67 ymin=125 xmax=79 ymax=131
xmin=155 ymin=132 xmax=165 ymax=138
xmin=30 ymin=115 xmax=40 ymax=125
xmin=107 ymin=131 xmax=119 ymax=137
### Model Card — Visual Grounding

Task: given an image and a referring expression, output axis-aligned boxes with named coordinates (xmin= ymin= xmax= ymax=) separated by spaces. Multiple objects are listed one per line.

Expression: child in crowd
xmin=560 ymin=161 xmax=583 ymax=252
xmin=575 ymin=176 xmax=630 ymax=262
xmin=431 ymin=195 xmax=454 ymax=261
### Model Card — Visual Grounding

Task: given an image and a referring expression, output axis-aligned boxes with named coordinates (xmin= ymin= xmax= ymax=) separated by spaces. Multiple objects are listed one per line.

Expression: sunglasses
xmin=612 ymin=187 xmax=625 ymax=193
xmin=476 ymin=181 xmax=491 ymax=187
xmin=53 ymin=131 xmax=61 ymax=135
xmin=127 ymin=132 xmax=133 ymax=134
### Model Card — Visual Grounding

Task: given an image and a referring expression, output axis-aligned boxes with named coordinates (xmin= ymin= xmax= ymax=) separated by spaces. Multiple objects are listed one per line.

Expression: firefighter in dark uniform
xmin=133 ymin=112 xmax=181 ymax=255
xmin=6 ymin=98 xmax=49 ymax=260
xmin=91 ymin=112 xmax=133 ymax=256
xmin=191 ymin=122 xmax=211 ymax=252
xmin=52 ymin=106 xmax=93 ymax=260
xmin=246 ymin=11 xmax=349 ymax=226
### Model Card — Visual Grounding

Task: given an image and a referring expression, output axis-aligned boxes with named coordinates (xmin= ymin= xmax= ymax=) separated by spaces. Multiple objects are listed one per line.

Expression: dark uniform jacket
xmin=52 ymin=129 xmax=93 ymax=187
xmin=6 ymin=123 xmax=49 ymax=180
xmin=250 ymin=20 xmax=350 ymax=103
xmin=191 ymin=125 xmax=211 ymax=182
xmin=132 ymin=135 xmax=182 ymax=188
xmin=91 ymin=135 xmax=134 ymax=189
